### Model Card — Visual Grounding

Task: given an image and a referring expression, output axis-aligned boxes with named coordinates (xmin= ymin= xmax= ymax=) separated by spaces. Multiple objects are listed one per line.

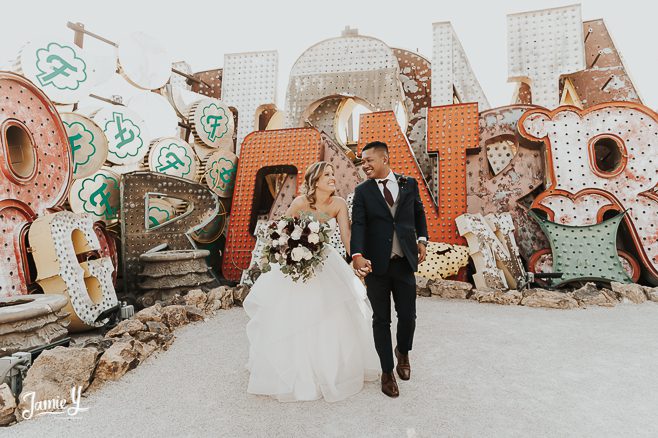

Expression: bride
xmin=244 ymin=161 xmax=380 ymax=402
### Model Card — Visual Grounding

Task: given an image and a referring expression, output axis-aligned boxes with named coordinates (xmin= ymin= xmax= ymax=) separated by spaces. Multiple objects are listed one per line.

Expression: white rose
xmin=291 ymin=246 xmax=305 ymax=262
xmin=271 ymin=239 xmax=280 ymax=247
xmin=290 ymin=225 xmax=303 ymax=240
xmin=277 ymin=220 xmax=287 ymax=232
xmin=308 ymin=221 xmax=320 ymax=233
xmin=278 ymin=235 xmax=289 ymax=246
xmin=302 ymin=247 xmax=313 ymax=260
xmin=308 ymin=233 xmax=319 ymax=244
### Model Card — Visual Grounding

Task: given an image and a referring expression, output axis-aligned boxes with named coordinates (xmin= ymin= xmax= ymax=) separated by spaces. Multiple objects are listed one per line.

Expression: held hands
xmin=352 ymin=255 xmax=372 ymax=278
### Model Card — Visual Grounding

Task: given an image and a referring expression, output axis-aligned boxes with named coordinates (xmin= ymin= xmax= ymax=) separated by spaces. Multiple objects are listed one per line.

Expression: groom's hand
xmin=417 ymin=243 xmax=427 ymax=264
xmin=353 ymin=255 xmax=372 ymax=277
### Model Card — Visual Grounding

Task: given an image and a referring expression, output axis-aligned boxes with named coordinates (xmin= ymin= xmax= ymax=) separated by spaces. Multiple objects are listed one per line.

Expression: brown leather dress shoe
xmin=395 ymin=347 xmax=411 ymax=381
xmin=381 ymin=372 xmax=399 ymax=398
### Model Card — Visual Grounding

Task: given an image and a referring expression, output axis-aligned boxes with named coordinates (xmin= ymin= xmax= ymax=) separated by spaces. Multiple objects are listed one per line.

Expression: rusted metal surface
xmin=93 ymin=220 xmax=119 ymax=285
xmin=0 ymin=72 xmax=72 ymax=296
xmin=222 ymin=51 xmax=278 ymax=154
xmin=456 ymin=212 xmax=526 ymax=291
xmin=466 ymin=105 xmax=548 ymax=259
xmin=519 ymin=102 xmax=658 ymax=285
xmin=432 ymin=22 xmax=490 ymax=110
xmin=507 ymin=5 xmax=585 ymax=108
xmin=393 ymin=48 xmax=433 ymax=194
xmin=528 ymin=247 xmax=641 ymax=282
xmin=120 ymin=172 xmax=220 ymax=295
xmin=222 ymin=129 xmax=323 ymax=281
xmin=304 ymin=96 xmax=344 ymax=147
xmin=285 ymin=34 xmax=403 ymax=129
xmin=191 ymin=68 xmax=222 ymax=99
xmin=565 ymin=20 xmax=641 ymax=108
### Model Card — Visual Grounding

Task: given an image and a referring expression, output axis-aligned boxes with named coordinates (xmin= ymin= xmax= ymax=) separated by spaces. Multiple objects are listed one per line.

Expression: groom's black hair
xmin=362 ymin=141 xmax=389 ymax=154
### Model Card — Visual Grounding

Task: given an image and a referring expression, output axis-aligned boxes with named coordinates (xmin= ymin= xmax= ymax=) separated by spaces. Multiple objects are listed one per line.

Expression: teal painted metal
xmin=529 ymin=211 xmax=632 ymax=286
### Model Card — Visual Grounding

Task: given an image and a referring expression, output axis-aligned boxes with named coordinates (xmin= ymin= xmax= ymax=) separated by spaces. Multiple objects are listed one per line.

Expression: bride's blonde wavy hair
xmin=302 ymin=161 xmax=335 ymax=209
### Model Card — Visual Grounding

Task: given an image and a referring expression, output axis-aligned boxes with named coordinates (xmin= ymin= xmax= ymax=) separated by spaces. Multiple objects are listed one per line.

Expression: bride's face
xmin=315 ymin=166 xmax=336 ymax=193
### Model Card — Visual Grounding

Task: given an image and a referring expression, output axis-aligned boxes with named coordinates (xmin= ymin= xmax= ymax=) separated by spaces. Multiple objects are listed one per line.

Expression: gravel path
xmin=10 ymin=298 xmax=658 ymax=437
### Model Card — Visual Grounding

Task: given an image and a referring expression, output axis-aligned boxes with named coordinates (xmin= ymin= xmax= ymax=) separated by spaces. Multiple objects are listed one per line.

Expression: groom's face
xmin=361 ymin=148 xmax=390 ymax=179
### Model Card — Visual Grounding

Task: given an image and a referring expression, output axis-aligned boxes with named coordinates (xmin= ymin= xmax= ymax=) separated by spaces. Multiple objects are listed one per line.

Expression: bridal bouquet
xmin=258 ymin=214 xmax=332 ymax=282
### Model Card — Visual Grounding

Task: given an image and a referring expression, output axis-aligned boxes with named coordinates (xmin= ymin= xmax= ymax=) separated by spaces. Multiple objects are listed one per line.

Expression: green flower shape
xmin=201 ymin=103 xmax=229 ymax=142
xmin=64 ymin=120 xmax=97 ymax=175
xmin=77 ymin=173 xmax=120 ymax=220
xmin=155 ymin=142 xmax=193 ymax=177
xmin=35 ymin=42 xmax=88 ymax=90
xmin=148 ymin=206 xmax=171 ymax=229
xmin=104 ymin=112 xmax=144 ymax=160
xmin=209 ymin=157 xmax=236 ymax=191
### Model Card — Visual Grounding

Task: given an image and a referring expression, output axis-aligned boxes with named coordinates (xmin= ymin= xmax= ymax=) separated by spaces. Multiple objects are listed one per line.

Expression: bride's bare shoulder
xmin=289 ymin=196 xmax=309 ymax=209
xmin=331 ymin=196 xmax=348 ymax=208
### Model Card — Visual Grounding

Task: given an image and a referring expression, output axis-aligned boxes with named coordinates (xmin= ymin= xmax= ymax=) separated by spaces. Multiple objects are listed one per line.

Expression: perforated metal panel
xmin=529 ymin=210 xmax=631 ymax=286
xmin=120 ymin=171 xmax=220 ymax=295
xmin=222 ymin=128 xmax=323 ymax=281
xmin=466 ymin=105 xmax=547 ymax=260
xmin=285 ymin=35 xmax=403 ymax=130
xmin=507 ymin=5 xmax=585 ymax=108
xmin=519 ymin=103 xmax=658 ymax=284
xmin=221 ymin=51 xmax=278 ymax=154
xmin=192 ymin=68 xmax=222 ymax=99
xmin=432 ymin=22 xmax=490 ymax=110
xmin=417 ymin=242 xmax=469 ymax=281
xmin=426 ymin=103 xmax=479 ymax=244
xmin=0 ymin=72 xmax=72 ymax=296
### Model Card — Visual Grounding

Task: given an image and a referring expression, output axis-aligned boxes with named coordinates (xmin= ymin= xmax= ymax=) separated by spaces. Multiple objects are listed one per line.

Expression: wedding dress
xmin=244 ymin=218 xmax=380 ymax=402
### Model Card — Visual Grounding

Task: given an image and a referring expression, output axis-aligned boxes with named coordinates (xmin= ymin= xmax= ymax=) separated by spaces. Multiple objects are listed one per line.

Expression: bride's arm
xmin=284 ymin=196 xmax=304 ymax=217
xmin=335 ymin=198 xmax=351 ymax=255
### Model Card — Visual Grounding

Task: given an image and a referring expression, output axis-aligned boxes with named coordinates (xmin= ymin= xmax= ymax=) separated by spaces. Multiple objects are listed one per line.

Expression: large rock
xmin=572 ymin=283 xmax=617 ymax=307
xmin=0 ymin=383 xmax=16 ymax=426
xmin=219 ymin=287 xmax=235 ymax=310
xmin=646 ymin=287 xmax=658 ymax=303
xmin=92 ymin=339 xmax=153 ymax=385
xmin=134 ymin=304 xmax=163 ymax=323
xmin=17 ymin=347 xmax=99 ymax=419
xmin=610 ymin=282 xmax=648 ymax=304
xmin=520 ymin=289 xmax=579 ymax=309
xmin=429 ymin=280 xmax=473 ymax=299
xmin=232 ymin=285 xmax=250 ymax=306
xmin=184 ymin=289 xmax=207 ymax=309
xmin=471 ymin=289 xmax=522 ymax=305
xmin=160 ymin=305 xmax=189 ymax=329
xmin=105 ymin=319 xmax=147 ymax=338
xmin=184 ymin=306 xmax=205 ymax=322
xmin=415 ymin=275 xmax=432 ymax=297
xmin=133 ymin=321 xmax=174 ymax=349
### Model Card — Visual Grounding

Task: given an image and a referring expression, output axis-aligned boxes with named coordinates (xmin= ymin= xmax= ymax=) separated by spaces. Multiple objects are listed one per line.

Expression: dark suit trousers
xmin=365 ymin=257 xmax=417 ymax=373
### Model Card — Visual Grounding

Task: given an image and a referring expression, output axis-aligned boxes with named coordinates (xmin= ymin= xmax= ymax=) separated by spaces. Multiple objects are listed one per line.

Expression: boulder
xmin=184 ymin=289 xmax=207 ymax=310
xmin=184 ymin=306 xmax=205 ymax=322
xmin=0 ymin=383 xmax=16 ymax=426
xmin=134 ymin=304 xmax=163 ymax=323
xmin=232 ymin=285 xmax=250 ymax=306
xmin=646 ymin=287 xmax=658 ymax=303
xmin=105 ymin=319 xmax=147 ymax=338
xmin=520 ymin=289 xmax=579 ymax=309
xmin=204 ymin=288 xmax=222 ymax=312
xmin=415 ymin=275 xmax=432 ymax=297
xmin=92 ymin=339 xmax=152 ymax=384
xmin=219 ymin=287 xmax=235 ymax=310
xmin=610 ymin=282 xmax=648 ymax=304
xmin=160 ymin=305 xmax=189 ymax=329
xmin=572 ymin=283 xmax=617 ymax=307
xmin=471 ymin=289 xmax=522 ymax=305
xmin=17 ymin=347 xmax=99 ymax=419
xmin=429 ymin=280 xmax=473 ymax=299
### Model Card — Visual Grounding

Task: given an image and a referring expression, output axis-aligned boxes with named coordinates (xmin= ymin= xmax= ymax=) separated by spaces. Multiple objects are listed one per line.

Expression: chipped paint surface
xmin=466 ymin=105 xmax=547 ymax=259
xmin=520 ymin=103 xmax=658 ymax=284
xmin=417 ymin=242 xmax=469 ymax=280
xmin=456 ymin=212 xmax=526 ymax=291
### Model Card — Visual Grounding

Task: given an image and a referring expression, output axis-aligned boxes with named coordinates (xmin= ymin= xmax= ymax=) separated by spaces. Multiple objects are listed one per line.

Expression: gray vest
xmin=388 ymin=196 xmax=403 ymax=258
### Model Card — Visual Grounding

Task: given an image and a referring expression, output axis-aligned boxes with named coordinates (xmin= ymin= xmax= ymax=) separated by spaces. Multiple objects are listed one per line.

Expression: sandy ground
xmin=10 ymin=298 xmax=658 ymax=438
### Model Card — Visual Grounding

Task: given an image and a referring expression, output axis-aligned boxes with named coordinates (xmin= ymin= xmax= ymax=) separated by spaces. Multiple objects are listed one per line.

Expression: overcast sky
xmin=1 ymin=0 xmax=656 ymax=110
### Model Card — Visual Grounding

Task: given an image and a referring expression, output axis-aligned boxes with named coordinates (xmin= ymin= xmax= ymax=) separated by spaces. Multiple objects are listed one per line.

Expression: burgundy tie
xmin=379 ymin=180 xmax=394 ymax=207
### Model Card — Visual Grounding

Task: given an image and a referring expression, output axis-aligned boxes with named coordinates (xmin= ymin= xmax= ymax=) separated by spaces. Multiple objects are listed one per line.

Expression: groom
xmin=350 ymin=141 xmax=428 ymax=398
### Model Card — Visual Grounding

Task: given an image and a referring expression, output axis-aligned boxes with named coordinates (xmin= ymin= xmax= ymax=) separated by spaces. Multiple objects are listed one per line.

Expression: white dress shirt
xmin=376 ymin=171 xmax=399 ymax=202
